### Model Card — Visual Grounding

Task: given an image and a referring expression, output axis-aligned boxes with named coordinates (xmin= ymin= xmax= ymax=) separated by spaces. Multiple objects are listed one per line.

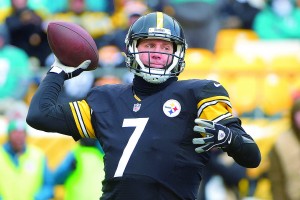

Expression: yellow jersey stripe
xmin=134 ymin=94 xmax=141 ymax=102
xmin=197 ymin=96 xmax=231 ymax=115
xmin=198 ymin=101 xmax=233 ymax=121
xmin=197 ymin=96 xmax=233 ymax=121
xmin=77 ymin=101 xmax=95 ymax=138
xmin=69 ymin=100 xmax=95 ymax=138
xmin=156 ymin=12 xmax=163 ymax=28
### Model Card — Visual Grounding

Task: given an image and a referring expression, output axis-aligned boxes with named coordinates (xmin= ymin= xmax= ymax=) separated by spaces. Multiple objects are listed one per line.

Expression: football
xmin=47 ymin=21 xmax=99 ymax=71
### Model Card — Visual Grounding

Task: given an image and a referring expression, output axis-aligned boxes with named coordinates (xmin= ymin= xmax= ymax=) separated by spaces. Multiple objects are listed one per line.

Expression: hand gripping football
xmin=47 ymin=21 xmax=99 ymax=71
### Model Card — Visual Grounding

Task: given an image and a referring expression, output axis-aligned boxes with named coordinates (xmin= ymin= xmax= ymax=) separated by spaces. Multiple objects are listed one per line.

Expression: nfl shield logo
xmin=133 ymin=103 xmax=141 ymax=112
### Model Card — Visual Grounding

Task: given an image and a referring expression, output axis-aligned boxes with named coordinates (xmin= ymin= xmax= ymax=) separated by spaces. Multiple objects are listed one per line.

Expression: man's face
xmin=137 ymin=39 xmax=174 ymax=69
xmin=9 ymin=130 xmax=26 ymax=153
xmin=294 ymin=111 xmax=300 ymax=129
xmin=11 ymin=0 xmax=27 ymax=10
xmin=70 ymin=0 xmax=85 ymax=14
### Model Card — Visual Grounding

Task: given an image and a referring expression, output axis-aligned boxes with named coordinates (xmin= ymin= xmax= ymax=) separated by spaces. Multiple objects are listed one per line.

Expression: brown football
xmin=47 ymin=21 xmax=99 ymax=71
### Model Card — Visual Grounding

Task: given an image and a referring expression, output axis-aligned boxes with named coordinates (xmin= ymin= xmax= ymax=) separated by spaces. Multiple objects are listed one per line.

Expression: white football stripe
xmin=73 ymin=102 xmax=89 ymax=138
xmin=213 ymin=112 xmax=232 ymax=123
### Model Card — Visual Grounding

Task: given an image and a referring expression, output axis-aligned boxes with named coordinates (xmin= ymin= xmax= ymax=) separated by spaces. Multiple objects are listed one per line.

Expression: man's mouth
xmin=150 ymin=63 xmax=165 ymax=68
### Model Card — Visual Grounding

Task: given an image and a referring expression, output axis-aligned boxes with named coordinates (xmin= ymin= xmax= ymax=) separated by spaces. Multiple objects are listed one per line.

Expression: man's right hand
xmin=192 ymin=119 xmax=233 ymax=153
xmin=50 ymin=56 xmax=91 ymax=80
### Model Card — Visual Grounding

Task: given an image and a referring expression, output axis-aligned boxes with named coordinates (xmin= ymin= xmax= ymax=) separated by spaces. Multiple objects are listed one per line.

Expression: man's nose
xmin=151 ymin=50 xmax=162 ymax=59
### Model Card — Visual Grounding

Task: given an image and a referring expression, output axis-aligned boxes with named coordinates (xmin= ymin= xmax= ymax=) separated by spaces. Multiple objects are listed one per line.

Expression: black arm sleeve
xmin=221 ymin=118 xmax=261 ymax=168
xmin=26 ymin=71 xmax=79 ymax=139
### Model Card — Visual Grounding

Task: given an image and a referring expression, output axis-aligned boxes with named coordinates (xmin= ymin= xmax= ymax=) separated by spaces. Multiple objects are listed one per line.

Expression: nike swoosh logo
xmin=214 ymin=83 xmax=221 ymax=87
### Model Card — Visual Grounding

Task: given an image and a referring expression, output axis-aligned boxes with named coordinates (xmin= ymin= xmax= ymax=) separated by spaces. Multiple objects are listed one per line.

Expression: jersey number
xmin=114 ymin=118 xmax=149 ymax=177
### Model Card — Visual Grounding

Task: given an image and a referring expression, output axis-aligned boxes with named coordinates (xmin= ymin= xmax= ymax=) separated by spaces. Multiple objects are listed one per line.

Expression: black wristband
xmin=48 ymin=66 xmax=68 ymax=80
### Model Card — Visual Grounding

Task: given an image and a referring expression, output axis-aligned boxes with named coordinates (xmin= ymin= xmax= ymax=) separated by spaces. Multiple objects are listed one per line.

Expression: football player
xmin=27 ymin=12 xmax=261 ymax=200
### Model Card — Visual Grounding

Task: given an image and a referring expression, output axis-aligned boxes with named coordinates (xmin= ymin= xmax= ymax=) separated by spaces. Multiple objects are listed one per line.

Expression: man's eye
xmin=165 ymin=46 xmax=173 ymax=52
xmin=146 ymin=44 xmax=154 ymax=48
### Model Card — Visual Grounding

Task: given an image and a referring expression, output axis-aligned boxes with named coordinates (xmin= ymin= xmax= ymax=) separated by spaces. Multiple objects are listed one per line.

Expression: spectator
xmin=84 ymin=0 xmax=114 ymax=13
xmin=98 ymin=45 xmax=125 ymax=69
xmin=166 ymin=0 xmax=221 ymax=51
xmin=45 ymin=53 xmax=95 ymax=102
xmin=93 ymin=75 xmax=122 ymax=87
xmin=0 ymin=1 xmax=12 ymax=23
xmin=106 ymin=13 xmax=142 ymax=52
xmin=105 ymin=0 xmax=149 ymax=52
xmin=253 ymin=0 xmax=300 ymax=39
xmin=46 ymin=0 xmax=114 ymax=48
xmin=218 ymin=0 xmax=262 ymax=29
xmin=0 ymin=119 xmax=54 ymax=200
xmin=1 ymin=0 xmax=54 ymax=14
xmin=0 ymin=24 xmax=32 ymax=114
xmin=54 ymin=138 xmax=104 ymax=200
xmin=5 ymin=0 xmax=51 ymax=66
xmin=62 ymin=71 xmax=95 ymax=101
xmin=268 ymin=99 xmax=300 ymax=200
xmin=145 ymin=0 xmax=167 ymax=11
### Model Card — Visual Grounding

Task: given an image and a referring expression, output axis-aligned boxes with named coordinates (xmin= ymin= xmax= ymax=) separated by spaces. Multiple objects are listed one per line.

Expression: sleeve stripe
xmin=69 ymin=102 xmax=83 ymax=137
xmin=72 ymin=102 xmax=90 ymax=138
xmin=212 ymin=112 xmax=232 ymax=122
xmin=197 ymin=99 xmax=231 ymax=117
xmin=197 ymin=96 xmax=231 ymax=108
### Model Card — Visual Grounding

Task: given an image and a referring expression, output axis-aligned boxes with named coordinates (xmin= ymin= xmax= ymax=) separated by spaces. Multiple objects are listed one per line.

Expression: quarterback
xmin=27 ymin=12 xmax=261 ymax=200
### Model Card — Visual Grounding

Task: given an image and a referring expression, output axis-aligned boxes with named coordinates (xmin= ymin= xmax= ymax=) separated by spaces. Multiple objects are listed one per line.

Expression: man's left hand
xmin=50 ymin=56 xmax=91 ymax=80
xmin=192 ymin=119 xmax=232 ymax=153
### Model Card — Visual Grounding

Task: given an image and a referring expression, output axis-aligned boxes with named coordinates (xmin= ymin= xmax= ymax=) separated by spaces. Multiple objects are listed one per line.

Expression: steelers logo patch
xmin=163 ymin=99 xmax=181 ymax=117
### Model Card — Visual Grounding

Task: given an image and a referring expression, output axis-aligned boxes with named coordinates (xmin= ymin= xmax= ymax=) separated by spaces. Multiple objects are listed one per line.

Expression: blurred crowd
xmin=0 ymin=0 xmax=300 ymax=199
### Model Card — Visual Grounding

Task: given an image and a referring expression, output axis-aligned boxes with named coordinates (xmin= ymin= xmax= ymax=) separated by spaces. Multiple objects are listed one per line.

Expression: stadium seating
xmin=214 ymin=29 xmax=259 ymax=54
xmin=213 ymin=52 xmax=266 ymax=73
xmin=179 ymin=48 xmax=215 ymax=80
xmin=259 ymin=74 xmax=292 ymax=117
xmin=178 ymin=45 xmax=298 ymax=117
xmin=184 ymin=48 xmax=214 ymax=70
xmin=221 ymin=75 xmax=261 ymax=117
xmin=267 ymin=54 xmax=300 ymax=72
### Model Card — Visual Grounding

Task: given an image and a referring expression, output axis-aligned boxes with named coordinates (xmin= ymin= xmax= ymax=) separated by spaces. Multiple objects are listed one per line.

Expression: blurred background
xmin=0 ymin=0 xmax=299 ymax=199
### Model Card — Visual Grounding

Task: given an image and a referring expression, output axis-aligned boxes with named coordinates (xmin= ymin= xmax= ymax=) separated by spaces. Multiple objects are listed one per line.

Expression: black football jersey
xmin=65 ymin=79 xmax=234 ymax=199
